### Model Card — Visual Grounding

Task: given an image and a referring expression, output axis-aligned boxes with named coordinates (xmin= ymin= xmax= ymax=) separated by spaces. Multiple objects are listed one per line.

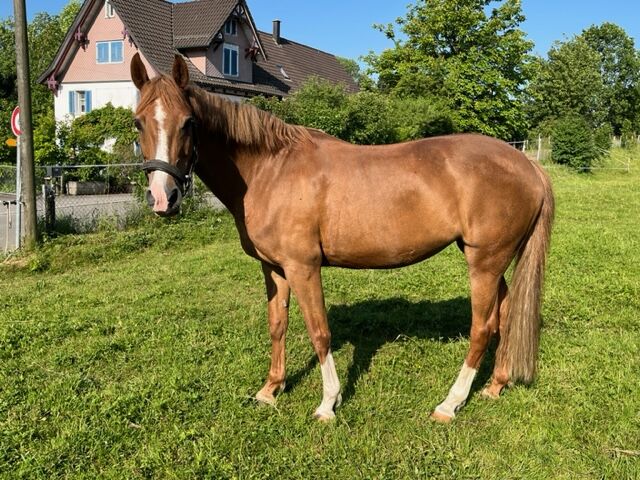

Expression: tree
xmin=527 ymin=36 xmax=606 ymax=129
xmin=0 ymin=0 xmax=81 ymax=164
xmin=551 ymin=115 xmax=598 ymax=172
xmin=365 ymin=0 xmax=534 ymax=139
xmin=582 ymin=23 xmax=640 ymax=134
xmin=336 ymin=57 xmax=374 ymax=91
xmin=249 ymin=79 xmax=456 ymax=145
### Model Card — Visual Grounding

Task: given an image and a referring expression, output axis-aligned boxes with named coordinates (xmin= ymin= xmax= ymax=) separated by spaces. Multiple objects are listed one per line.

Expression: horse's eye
xmin=134 ymin=118 xmax=143 ymax=131
xmin=182 ymin=117 xmax=194 ymax=133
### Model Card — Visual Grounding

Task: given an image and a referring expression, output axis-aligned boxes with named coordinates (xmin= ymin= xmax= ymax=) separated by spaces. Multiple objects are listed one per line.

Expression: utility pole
xmin=13 ymin=0 xmax=37 ymax=249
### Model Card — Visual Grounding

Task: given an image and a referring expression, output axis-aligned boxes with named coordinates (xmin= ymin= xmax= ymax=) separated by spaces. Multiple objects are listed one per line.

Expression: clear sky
xmin=1 ymin=0 xmax=639 ymax=62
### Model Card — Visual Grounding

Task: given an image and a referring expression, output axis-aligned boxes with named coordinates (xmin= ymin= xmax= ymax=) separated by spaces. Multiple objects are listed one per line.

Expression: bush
xmin=344 ymin=92 xmax=396 ymax=145
xmin=33 ymin=113 xmax=65 ymax=165
xmin=62 ymin=103 xmax=138 ymax=167
xmin=621 ymin=119 xmax=637 ymax=149
xmin=249 ymin=80 xmax=457 ymax=145
xmin=551 ymin=115 xmax=598 ymax=171
xmin=288 ymin=77 xmax=349 ymax=137
xmin=391 ymin=96 xmax=456 ymax=141
xmin=593 ymin=123 xmax=613 ymax=158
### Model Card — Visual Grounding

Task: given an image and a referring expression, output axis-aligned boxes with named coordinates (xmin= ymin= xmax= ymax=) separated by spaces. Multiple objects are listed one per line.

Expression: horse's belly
xmin=322 ymin=241 xmax=451 ymax=269
xmin=320 ymin=211 xmax=457 ymax=269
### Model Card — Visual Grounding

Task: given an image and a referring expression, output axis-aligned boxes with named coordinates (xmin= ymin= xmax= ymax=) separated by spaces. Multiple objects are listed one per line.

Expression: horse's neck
xmin=195 ymin=136 xmax=256 ymax=217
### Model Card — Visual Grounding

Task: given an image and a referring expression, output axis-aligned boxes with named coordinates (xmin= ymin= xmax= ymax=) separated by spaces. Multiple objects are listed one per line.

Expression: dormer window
xmin=105 ymin=1 xmax=115 ymax=18
xmin=224 ymin=19 xmax=237 ymax=36
xmin=223 ymin=44 xmax=239 ymax=77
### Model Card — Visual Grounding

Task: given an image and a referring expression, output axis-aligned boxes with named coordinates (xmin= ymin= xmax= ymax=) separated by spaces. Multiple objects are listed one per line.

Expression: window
xmin=223 ymin=44 xmax=239 ymax=77
xmin=105 ymin=1 xmax=115 ymax=18
xmin=96 ymin=40 xmax=124 ymax=64
xmin=68 ymin=91 xmax=92 ymax=116
xmin=224 ymin=19 xmax=237 ymax=36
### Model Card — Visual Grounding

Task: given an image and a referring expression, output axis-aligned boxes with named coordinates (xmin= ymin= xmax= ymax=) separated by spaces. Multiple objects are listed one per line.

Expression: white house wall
xmin=55 ymin=81 xmax=139 ymax=122
xmin=56 ymin=80 xmax=245 ymax=124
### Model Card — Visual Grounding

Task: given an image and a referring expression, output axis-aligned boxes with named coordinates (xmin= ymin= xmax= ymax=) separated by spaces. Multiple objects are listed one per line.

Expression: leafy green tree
xmin=249 ymin=79 xmax=457 ymax=145
xmin=33 ymin=113 xmax=64 ymax=165
xmin=343 ymin=92 xmax=396 ymax=145
xmin=620 ymin=119 xmax=637 ymax=149
xmin=0 ymin=0 xmax=81 ymax=164
xmin=336 ymin=57 xmax=374 ymax=91
xmin=365 ymin=0 xmax=534 ymax=139
xmin=528 ymin=37 xmax=606 ymax=129
xmin=551 ymin=115 xmax=598 ymax=171
xmin=391 ymin=96 xmax=456 ymax=141
xmin=287 ymin=77 xmax=350 ymax=137
xmin=63 ymin=103 xmax=137 ymax=166
xmin=582 ymin=23 xmax=640 ymax=134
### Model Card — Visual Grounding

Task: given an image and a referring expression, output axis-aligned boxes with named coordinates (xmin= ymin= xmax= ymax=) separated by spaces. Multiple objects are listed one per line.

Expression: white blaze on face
xmin=149 ymin=100 xmax=171 ymax=211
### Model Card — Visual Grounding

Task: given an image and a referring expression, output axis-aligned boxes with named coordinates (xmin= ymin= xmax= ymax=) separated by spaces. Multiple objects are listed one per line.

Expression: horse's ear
xmin=172 ymin=54 xmax=190 ymax=89
xmin=131 ymin=53 xmax=149 ymax=90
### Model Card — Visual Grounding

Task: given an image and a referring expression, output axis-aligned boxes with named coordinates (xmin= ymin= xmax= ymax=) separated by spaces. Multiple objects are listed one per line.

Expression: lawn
xmin=1 ymin=152 xmax=639 ymax=479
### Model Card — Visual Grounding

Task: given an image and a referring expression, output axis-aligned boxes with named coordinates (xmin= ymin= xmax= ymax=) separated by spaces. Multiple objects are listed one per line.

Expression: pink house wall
xmin=184 ymin=50 xmax=207 ymax=74
xmin=63 ymin=2 xmax=155 ymax=82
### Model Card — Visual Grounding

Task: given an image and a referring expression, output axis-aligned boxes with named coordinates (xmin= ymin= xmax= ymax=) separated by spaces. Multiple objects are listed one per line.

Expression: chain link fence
xmin=38 ymin=163 xmax=144 ymax=233
xmin=37 ymin=163 xmax=222 ymax=241
xmin=1 ymin=165 xmax=18 ymax=253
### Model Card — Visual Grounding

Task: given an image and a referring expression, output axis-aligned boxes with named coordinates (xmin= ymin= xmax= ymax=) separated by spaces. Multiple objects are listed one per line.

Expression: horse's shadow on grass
xmin=286 ymin=297 xmax=496 ymax=405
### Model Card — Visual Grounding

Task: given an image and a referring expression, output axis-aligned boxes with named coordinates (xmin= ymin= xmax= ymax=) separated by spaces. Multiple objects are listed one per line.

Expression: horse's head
xmin=131 ymin=53 xmax=197 ymax=216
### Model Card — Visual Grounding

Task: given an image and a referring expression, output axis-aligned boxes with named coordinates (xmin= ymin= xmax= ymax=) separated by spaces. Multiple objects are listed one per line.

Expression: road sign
xmin=11 ymin=106 xmax=21 ymax=136
xmin=5 ymin=138 xmax=17 ymax=147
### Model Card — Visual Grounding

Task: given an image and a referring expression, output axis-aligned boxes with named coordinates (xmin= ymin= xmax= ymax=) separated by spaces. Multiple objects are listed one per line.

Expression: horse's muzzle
xmin=146 ymin=185 xmax=182 ymax=217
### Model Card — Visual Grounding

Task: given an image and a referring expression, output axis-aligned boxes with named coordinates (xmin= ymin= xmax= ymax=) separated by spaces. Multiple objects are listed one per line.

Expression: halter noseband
xmin=140 ymin=126 xmax=198 ymax=196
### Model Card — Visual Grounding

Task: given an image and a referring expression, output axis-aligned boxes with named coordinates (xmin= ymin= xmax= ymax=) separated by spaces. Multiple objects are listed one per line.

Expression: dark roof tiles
xmin=42 ymin=0 xmax=358 ymax=98
xmin=173 ymin=0 xmax=237 ymax=49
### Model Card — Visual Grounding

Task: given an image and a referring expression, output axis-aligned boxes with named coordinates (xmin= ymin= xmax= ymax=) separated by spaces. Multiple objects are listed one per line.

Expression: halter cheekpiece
xmin=140 ymin=123 xmax=198 ymax=196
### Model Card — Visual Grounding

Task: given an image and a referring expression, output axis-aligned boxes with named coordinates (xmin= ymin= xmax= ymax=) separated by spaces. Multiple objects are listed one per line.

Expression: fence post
xmin=536 ymin=135 xmax=542 ymax=162
xmin=42 ymin=183 xmax=56 ymax=234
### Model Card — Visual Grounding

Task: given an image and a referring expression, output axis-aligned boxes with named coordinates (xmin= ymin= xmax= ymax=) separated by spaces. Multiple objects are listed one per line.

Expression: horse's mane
xmin=185 ymin=83 xmax=311 ymax=153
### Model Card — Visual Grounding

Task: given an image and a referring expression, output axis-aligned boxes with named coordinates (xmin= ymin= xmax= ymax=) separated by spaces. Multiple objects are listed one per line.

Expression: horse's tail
xmin=501 ymin=161 xmax=555 ymax=384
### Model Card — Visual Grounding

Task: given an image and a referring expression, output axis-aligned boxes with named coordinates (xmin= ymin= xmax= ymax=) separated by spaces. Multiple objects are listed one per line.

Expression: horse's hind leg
xmin=481 ymin=277 xmax=510 ymax=399
xmin=256 ymin=263 xmax=291 ymax=406
xmin=431 ymin=254 xmax=508 ymax=423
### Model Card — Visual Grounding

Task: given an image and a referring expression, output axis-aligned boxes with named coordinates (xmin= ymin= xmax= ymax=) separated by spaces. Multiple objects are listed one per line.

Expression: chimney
xmin=273 ymin=19 xmax=281 ymax=44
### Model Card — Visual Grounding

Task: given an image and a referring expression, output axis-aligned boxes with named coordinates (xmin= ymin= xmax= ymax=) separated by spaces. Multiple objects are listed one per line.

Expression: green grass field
xmin=1 ymin=152 xmax=639 ymax=479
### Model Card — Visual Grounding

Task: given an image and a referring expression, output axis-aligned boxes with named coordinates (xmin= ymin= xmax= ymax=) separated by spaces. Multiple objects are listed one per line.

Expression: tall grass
xmin=1 ymin=152 xmax=639 ymax=479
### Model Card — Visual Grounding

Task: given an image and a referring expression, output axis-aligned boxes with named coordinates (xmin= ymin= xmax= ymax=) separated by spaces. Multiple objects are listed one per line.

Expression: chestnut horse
xmin=132 ymin=54 xmax=554 ymax=422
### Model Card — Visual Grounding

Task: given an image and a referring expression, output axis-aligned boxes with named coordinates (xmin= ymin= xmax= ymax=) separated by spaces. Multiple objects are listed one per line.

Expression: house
xmin=38 ymin=0 xmax=358 ymax=122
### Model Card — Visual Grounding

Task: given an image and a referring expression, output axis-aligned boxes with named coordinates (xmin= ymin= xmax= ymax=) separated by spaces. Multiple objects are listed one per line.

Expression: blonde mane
xmin=185 ymin=84 xmax=311 ymax=153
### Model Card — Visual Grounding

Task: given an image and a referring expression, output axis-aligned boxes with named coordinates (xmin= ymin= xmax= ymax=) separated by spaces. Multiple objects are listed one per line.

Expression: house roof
xmin=173 ymin=0 xmax=237 ymax=49
xmin=39 ymin=0 xmax=358 ymax=98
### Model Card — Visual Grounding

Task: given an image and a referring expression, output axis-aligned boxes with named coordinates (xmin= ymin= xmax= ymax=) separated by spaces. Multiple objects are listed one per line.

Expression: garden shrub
xmin=551 ymin=115 xmax=598 ymax=171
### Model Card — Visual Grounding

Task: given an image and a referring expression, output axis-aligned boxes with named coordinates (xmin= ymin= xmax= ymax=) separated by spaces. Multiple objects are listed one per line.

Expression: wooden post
xmin=42 ymin=184 xmax=56 ymax=234
xmin=13 ymin=0 xmax=38 ymax=249
xmin=536 ymin=135 xmax=542 ymax=162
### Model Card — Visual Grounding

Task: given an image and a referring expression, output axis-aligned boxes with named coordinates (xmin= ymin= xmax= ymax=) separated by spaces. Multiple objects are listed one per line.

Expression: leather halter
xmin=140 ymin=123 xmax=198 ymax=196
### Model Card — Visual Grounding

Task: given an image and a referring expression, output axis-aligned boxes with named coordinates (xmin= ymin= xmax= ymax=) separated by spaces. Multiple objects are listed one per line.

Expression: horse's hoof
xmin=480 ymin=387 xmax=500 ymax=400
xmin=430 ymin=410 xmax=454 ymax=424
xmin=313 ymin=409 xmax=336 ymax=422
xmin=255 ymin=390 xmax=277 ymax=406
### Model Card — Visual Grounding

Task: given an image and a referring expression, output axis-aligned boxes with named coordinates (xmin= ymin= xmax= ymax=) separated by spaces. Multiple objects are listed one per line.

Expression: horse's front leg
xmin=255 ymin=262 xmax=291 ymax=406
xmin=284 ymin=263 xmax=341 ymax=421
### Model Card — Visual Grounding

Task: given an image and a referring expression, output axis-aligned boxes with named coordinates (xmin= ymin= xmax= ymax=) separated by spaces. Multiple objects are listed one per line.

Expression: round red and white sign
xmin=11 ymin=106 xmax=21 ymax=136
